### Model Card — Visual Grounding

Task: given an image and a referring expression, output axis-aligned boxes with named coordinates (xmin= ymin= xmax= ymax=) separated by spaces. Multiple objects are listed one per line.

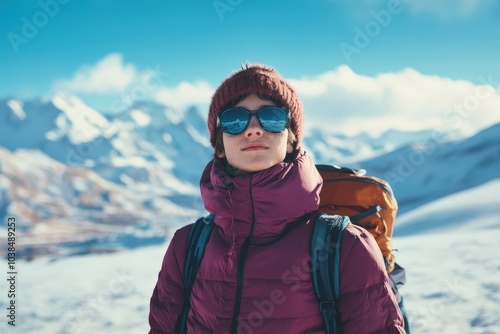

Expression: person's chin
xmin=235 ymin=159 xmax=269 ymax=172
xmin=246 ymin=159 xmax=282 ymax=172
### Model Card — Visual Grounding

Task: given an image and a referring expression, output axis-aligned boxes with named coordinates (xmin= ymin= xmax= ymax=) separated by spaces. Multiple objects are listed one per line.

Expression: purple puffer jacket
xmin=149 ymin=150 xmax=405 ymax=333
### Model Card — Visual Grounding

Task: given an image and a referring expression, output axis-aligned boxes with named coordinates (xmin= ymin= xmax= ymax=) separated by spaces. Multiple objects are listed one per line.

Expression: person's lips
xmin=241 ymin=142 xmax=268 ymax=151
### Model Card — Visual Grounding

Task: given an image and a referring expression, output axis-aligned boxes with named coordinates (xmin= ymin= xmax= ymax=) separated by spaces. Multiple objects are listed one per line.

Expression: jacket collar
xmin=200 ymin=149 xmax=322 ymax=242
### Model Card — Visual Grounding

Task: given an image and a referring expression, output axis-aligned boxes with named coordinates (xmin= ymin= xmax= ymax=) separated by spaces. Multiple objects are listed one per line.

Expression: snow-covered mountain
xmin=353 ymin=123 xmax=500 ymax=214
xmin=0 ymin=94 xmax=498 ymax=259
xmin=0 ymin=147 xmax=198 ymax=259
xmin=1 ymin=94 xmax=211 ymax=258
xmin=0 ymin=93 xmax=211 ymax=188
xmin=303 ymin=126 xmax=462 ymax=164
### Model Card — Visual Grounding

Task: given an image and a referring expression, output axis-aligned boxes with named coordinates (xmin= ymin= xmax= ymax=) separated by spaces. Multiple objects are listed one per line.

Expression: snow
xmin=0 ymin=181 xmax=498 ymax=334
xmin=129 ymin=109 xmax=152 ymax=127
xmin=164 ymin=106 xmax=184 ymax=124
xmin=163 ymin=132 xmax=173 ymax=144
xmin=395 ymin=179 xmax=500 ymax=235
xmin=51 ymin=92 xmax=109 ymax=144
xmin=0 ymin=243 xmax=168 ymax=334
xmin=6 ymin=99 xmax=26 ymax=121
xmin=396 ymin=229 xmax=500 ymax=333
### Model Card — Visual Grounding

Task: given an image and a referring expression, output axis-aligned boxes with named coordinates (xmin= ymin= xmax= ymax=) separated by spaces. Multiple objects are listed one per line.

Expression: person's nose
xmin=244 ymin=114 xmax=263 ymax=138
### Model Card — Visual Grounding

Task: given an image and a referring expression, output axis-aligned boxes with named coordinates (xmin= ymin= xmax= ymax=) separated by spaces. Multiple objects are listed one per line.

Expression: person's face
xmin=217 ymin=93 xmax=293 ymax=172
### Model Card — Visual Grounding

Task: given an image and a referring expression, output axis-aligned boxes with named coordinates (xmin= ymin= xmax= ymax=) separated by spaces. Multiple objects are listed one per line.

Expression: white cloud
xmin=54 ymin=53 xmax=137 ymax=94
xmin=289 ymin=65 xmax=500 ymax=136
xmin=153 ymin=81 xmax=214 ymax=112
xmin=51 ymin=56 xmax=500 ymax=138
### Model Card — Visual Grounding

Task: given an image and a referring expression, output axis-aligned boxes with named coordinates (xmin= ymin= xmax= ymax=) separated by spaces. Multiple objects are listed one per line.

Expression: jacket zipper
xmin=230 ymin=176 xmax=256 ymax=334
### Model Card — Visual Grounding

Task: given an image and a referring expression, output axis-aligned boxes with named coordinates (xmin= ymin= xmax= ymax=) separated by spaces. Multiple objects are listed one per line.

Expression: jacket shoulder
xmin=340 ymin=222 xmax=388 ymax=290
xmin=338 ymin=222 xmax=405 ymax=332
xmin=169 ymin=223 xmax=196 ymax=261
xmin=341 ymin=221 xmax=383 ymax=257
xmin=174 ymin=223 xmax=194 ymax=243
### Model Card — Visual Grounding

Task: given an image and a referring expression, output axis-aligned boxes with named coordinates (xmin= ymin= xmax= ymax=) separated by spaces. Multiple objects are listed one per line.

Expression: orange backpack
xmin=316 ymin=165 xmax=398 ymax=273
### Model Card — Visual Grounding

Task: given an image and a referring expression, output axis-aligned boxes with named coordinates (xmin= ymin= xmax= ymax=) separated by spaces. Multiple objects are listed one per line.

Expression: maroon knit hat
xmin=208 ymin=64 xmax=304 ymax=148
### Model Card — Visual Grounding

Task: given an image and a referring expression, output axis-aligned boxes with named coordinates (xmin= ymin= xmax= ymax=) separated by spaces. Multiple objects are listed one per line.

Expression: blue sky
xmin=1 ymin=0 xmax=500 ymax=135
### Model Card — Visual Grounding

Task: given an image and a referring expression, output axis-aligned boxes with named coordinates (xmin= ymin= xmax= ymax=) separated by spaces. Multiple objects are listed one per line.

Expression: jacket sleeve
xmin=338 ymin=224 xmax=406 ymax=334
xmin=149 ymin=228 xmax=188 ymax=334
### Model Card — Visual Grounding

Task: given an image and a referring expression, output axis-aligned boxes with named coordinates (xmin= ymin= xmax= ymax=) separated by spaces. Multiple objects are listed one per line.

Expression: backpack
xmin=174 ymin=164 xmax=402 ymax=334
xmin=316 ymin=165 xmax=398 ymax=273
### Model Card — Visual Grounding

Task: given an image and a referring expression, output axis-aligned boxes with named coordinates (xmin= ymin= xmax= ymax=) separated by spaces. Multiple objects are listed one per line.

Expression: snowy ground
xmin=392 ymin=179 xmax=500 ymax=334
xmin=1 ymin=180 xmax=499 ymax=334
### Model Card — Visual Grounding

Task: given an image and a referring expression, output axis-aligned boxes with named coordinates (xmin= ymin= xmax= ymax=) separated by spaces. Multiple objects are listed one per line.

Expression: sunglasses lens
xmin=259 ymin=107 xmax=288 ymax=133
xmin=219 ymin=107 xmax=289 ymax=134
xmin=220 ymin=108 xmax=250 ymax=134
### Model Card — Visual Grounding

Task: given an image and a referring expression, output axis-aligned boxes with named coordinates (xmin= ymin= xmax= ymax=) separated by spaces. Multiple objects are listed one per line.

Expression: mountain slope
xmin=394 ymin=179 xmax=500 ymax=236
xmin=0 ymin=147 xmax=198 ymax=258
xmin=392 ymin=180 xmax=500 ymax=333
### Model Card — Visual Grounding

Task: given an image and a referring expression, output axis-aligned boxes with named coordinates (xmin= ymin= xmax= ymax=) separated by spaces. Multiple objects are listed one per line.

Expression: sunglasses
xmin=218 ymin=106 xmax=290 ymax=135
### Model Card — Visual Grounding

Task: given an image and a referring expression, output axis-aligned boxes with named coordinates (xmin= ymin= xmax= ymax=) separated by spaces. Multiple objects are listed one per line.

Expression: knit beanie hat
xmin=208 ymin=64 xmax=304 ymax=148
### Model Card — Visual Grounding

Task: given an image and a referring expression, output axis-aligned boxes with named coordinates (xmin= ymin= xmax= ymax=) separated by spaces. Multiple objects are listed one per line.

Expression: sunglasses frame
xmin=218 ymin=106 xmax=290 ymax=135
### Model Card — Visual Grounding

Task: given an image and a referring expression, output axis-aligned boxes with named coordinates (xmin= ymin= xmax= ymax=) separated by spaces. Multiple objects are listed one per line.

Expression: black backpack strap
xmin=311 ymin=214 xmax=350 ymax=334
xmin=174 ymin=214 xmax=215 ymax=334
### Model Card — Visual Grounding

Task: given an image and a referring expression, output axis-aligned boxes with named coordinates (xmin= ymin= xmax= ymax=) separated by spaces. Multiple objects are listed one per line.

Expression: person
xmin=149 ymin=64 xmax=405 ymax=333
